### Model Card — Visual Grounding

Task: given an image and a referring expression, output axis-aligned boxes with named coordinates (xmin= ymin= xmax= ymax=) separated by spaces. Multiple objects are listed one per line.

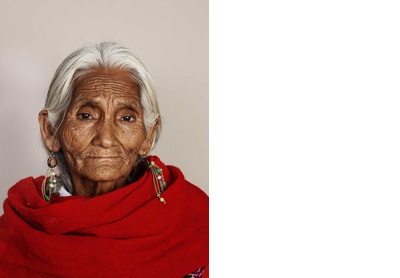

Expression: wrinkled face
xmin=56 ymin=69 xmax=151 ymax=184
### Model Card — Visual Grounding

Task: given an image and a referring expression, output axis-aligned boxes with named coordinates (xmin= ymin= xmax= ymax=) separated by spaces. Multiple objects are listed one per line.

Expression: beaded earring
xmin=41 ymin=153 xmax=59 ymax=202
xmin=142 ymin=156 xmax=167 ymax=204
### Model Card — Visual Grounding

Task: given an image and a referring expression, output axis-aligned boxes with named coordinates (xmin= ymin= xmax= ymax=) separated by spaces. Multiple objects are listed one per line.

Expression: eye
xmin=77 ymin=113 xmax=92 ymax=120
xmin=121 ymin=115 xmax=135 ymax=122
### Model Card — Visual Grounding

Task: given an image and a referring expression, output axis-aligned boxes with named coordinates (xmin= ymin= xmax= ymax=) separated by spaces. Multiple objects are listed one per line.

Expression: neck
xmin=72 ymin=177 xmax=127 ymax=197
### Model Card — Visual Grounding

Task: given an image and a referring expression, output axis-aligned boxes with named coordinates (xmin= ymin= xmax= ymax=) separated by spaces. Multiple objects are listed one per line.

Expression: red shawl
xmin=0 ymin=156 xmax=208 ymax=277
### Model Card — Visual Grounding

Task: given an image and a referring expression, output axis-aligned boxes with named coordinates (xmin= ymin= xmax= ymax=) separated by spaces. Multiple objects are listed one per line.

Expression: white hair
xmin=42 ymin=41 xmax=162 ymax=192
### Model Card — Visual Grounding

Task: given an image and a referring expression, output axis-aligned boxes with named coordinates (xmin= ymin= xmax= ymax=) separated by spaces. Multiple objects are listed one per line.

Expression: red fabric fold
xmin=0 ymin=156 xmax=208 ymax=277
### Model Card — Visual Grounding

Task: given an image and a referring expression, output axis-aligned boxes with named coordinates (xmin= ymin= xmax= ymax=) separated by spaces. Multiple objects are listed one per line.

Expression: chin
xmin=84 ymin=166 xmax=130 ymax=182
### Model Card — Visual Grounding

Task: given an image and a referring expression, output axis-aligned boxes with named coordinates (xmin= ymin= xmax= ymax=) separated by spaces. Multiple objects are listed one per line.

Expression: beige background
xmin=0 ymin=0 xmax=208 ymax=212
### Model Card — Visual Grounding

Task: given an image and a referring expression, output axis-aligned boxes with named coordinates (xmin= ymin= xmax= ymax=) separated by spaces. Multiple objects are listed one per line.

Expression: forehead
xmin=72 ymin=68 xmax=141 ymax=103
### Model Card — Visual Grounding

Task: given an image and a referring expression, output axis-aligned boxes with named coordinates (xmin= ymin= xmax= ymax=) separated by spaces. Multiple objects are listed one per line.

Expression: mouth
xmin=88 ymin=156 xmax=121 ymax=159
xmin=84 ymin=154 xmax=124 ymax=160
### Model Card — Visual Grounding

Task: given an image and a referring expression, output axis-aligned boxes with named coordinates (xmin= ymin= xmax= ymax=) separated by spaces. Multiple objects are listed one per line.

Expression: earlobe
xmin=38 ymin=110 xmax=61 ymax=152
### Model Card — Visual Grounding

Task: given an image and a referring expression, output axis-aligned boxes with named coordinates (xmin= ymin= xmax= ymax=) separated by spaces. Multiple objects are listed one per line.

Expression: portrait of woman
xmin=0 ymin=40 xmax=208 ymax=277
xmin=0 ymin=1 xmax=208 ymax=277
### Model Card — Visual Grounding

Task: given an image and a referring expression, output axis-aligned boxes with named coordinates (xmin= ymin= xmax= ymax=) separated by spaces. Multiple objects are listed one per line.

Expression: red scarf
xmin=0 ymin=156 xmax=208 ymax=277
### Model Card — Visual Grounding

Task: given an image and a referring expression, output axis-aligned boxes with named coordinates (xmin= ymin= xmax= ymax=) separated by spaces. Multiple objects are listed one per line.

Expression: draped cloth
xmin=0 ymin=156 xmax=209 ymax=277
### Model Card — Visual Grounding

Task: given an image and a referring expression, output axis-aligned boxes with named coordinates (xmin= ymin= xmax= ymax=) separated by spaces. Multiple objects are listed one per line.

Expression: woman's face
xmin=56 ymin=69 xmax=151 ymax=186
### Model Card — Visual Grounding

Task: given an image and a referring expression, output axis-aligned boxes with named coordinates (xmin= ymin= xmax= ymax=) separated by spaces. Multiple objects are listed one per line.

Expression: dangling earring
xmin=142 ymin=155 xmax=167 ymax=204
xmin=41 ymin=152 xmax=59 ymax=202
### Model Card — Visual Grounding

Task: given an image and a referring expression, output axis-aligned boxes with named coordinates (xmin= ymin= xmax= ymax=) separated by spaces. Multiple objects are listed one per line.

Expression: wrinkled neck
xmin=72 ymin=177 xmax=127 ymax=197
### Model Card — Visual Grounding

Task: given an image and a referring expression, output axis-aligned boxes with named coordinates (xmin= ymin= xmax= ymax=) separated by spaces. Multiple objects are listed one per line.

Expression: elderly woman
xmin=0 ymin=42 xmax=208 ymax=277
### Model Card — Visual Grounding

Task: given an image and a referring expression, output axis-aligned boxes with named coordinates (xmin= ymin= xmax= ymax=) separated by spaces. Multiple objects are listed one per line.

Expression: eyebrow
xmin=79 ymin=100 xmax=99 ymax=107
xmin=115 ymin=99 xmax=142 ymax=112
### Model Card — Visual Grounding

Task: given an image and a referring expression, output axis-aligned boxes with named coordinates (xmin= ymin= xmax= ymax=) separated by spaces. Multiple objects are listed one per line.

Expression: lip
xmin=87 ymin=156 xmax=121 ymax=159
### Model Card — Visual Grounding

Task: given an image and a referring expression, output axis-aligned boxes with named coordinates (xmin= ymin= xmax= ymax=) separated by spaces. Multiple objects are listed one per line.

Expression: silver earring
xmin=41 ymin=153 xmax=59 ymax=202
xmin=141 ymin=155 xmax=166 ymax=204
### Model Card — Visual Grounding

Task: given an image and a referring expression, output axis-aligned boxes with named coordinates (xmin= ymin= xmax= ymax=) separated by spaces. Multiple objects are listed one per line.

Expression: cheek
xmin=121 ymin=126 xmax=147 ymax=152
xmin=59 ymin=123 xmax=94 ymax=153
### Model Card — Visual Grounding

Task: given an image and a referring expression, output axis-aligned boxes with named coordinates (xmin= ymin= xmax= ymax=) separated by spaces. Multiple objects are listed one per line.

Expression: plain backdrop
xmin=0 ymin=0 xmax=208 ymax=213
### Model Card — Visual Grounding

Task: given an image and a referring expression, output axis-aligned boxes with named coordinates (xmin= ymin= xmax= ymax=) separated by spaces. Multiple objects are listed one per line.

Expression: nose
xmin=93 ymin=118 xmax=117 ymax=148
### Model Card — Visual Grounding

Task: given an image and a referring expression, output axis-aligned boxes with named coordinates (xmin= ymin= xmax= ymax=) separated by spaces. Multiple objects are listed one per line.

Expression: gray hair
xmin=42 ymin=41 xmax=162 ymax=193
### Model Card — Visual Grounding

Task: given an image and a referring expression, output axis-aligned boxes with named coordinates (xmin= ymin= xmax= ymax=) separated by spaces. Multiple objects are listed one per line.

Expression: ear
xmin=38 ymin=110 xmax=61 ymax=152
xmin=139 ymin=118 xmax=160 ymax=156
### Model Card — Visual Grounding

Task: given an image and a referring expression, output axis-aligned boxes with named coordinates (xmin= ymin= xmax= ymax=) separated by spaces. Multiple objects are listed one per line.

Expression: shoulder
xmin=186 ymin=180 xmax=209 ymax=204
